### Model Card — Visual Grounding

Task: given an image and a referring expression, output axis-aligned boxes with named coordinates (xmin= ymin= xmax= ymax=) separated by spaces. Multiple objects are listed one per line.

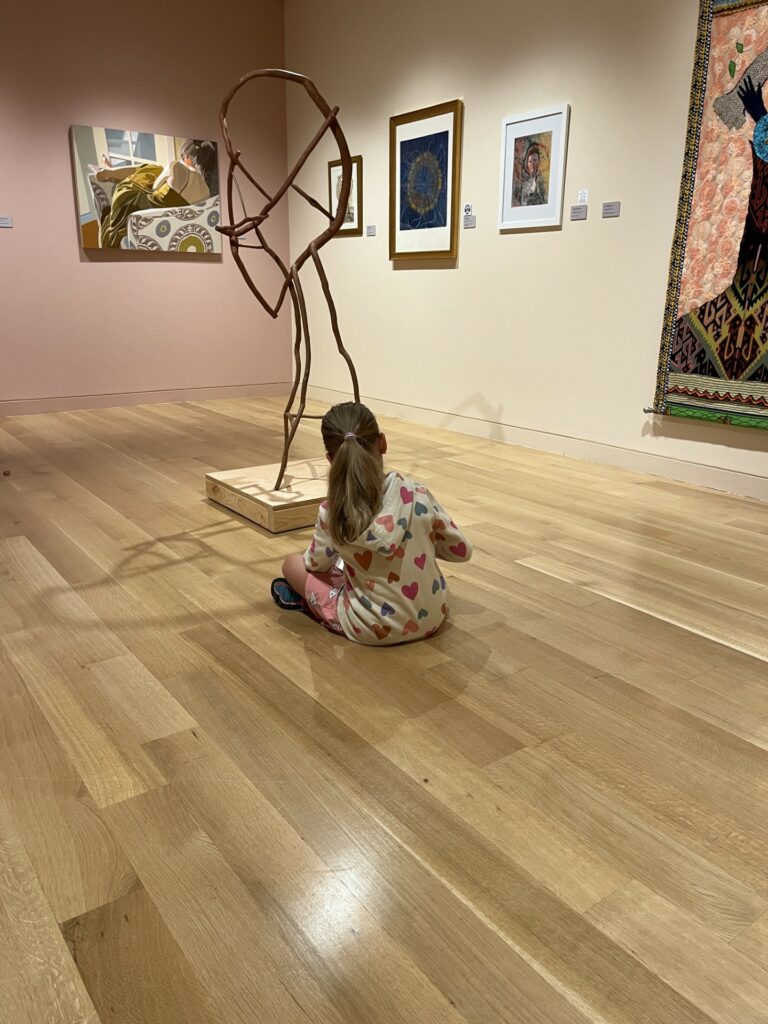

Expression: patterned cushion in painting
xmin=125 ymin=195 xmax=221 ymax=254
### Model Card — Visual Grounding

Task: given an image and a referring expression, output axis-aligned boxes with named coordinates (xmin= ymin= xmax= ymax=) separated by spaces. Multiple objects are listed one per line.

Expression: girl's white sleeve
xmin=426 ymin=491 xmax=472 ymax=562
xmin=303 ymin=503 xmax=337 ymax=572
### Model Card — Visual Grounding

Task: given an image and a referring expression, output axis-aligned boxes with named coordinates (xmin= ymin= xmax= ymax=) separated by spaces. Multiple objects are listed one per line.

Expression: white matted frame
xmin=498 ymin=104 xmax=570 ymax=231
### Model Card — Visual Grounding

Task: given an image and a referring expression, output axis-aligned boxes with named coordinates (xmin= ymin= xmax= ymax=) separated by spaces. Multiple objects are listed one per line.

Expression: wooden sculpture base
xmin=205 ymin=458 xmax=327 ymax=533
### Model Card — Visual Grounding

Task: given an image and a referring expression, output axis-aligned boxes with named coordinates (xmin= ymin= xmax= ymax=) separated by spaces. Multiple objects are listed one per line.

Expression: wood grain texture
xmin=0 ymin=395 xmax=766 ymax=1023
xmin=206 ymin=457 xmax=328 ymax=532
xmin=0 ymin=790 xmax=98 ymax=1024
xmin=587 ymin=882 xmax=768 ymax=1024
xmin=63 ymin=886 xmax=219 ymax=1024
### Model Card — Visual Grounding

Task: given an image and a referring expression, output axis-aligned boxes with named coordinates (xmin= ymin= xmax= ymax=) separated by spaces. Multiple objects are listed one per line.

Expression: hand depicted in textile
xmin=738 ymin=74 xmax=768 ymax=122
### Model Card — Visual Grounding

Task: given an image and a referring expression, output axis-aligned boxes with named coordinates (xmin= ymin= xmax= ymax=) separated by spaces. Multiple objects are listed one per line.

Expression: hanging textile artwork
xmin=657 ymin=0 xmax=768 ymax=429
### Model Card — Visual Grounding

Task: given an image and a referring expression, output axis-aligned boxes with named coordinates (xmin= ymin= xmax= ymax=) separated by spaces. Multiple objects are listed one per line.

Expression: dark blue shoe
xmin=271 ymin=577 xmax=305 ymax=610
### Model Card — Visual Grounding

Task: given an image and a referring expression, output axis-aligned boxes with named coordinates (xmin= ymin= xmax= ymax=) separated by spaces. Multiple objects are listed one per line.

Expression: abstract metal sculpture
xmin=218 ymin=69 xmax=361 ymax=490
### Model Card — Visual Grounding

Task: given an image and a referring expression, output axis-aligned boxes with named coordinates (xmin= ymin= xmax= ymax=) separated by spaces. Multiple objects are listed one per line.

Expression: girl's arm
xmin=427 ymin=491 xmax=472 ymax=562
xmin=303 ymin=502 xmax=338 ymax=572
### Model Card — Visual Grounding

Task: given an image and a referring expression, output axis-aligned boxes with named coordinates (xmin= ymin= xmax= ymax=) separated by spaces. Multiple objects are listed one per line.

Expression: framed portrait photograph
xmin=389 ymin=99 xmax=463 ymax=261
xmin=498 ymin=104 xmax=570 ymax=231
xmin=328 ymin=155 xmax=363 ymax=236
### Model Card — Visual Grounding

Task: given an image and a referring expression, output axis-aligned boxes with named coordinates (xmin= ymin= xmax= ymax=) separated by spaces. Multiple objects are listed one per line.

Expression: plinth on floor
xmin=205 ymin=458 xmax=327 ymax=533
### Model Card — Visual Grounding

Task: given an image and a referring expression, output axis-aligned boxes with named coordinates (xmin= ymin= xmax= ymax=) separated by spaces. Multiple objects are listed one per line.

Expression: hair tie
xmin=344 ymin=432 xmax=357 ymax=441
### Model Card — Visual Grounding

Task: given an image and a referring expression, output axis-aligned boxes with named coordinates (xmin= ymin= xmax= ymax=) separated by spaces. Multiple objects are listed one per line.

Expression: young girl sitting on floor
xmin=273 ymin=402 xmax=472 ymax=645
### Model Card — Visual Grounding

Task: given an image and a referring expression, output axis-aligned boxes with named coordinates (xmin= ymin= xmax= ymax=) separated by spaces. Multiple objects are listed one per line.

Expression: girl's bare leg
xmin=282 ymin=553 xmax=309 ymax=597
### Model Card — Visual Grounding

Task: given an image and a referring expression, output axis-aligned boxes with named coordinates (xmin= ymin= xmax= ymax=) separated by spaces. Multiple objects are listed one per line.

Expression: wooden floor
xmin=1 ymin=397 xmax=767 ymax=1024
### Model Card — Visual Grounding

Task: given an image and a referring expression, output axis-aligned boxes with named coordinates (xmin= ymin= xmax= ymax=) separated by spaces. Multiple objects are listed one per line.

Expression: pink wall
xmin=0 ymin=1 xmax=291 ymax=413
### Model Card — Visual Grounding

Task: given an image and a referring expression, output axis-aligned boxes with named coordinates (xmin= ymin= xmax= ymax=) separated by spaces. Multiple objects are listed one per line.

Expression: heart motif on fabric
xmin=325 ymin=547 xmax=335 ymax=557
xmin=402 ymin=582 xmax=419 ymax=600
xmin=400 ymin=487 xmax=414 ymax=504
xmin=387 ymin=545 xmax=405 ymax=561
xmin=365 ymin=580 xmax=376 ymax=591
xmin=432 ymin=579 xmax=440 ymax=594
xmin=378 ymin=546 xmax=390 ymax=555
xmin=360 ymin=595 xmax=373 ymax=611
xmin=418 ymin=609 xmax=428 ymax=620
xmin=414 ymin=553 xmax=427 ymax=570
xmin=372 ymin=624 xmax=391 ymax=640
xmin=346 ymin=565 xmax=356 ymax=577
xmin=355 ymin=551 xmax=373 ymax=571
xmin=387 ymin=572 xmax=400 ymax=584
xmin=376 ymin=515 xmax=395 ymax=532
xmin=440 ymin=576 xmax=446 ymax=589
xmin=415 ymin=502 xmax=429 ymax=516
xmin=310 ymin=558 xmax=319 ymax=569
xmin=366 ymin=532 xmax=377 ymax=543
xmin=449 ymin=542 xmax=467 ymax=558
xmin=404 ymin=530 xmax=413 ymax=541
xmin=402 ymin=619 xmax=419 ymax=636
xmin=353 ymin=625 xmax=362 ymax=634
xmin=397 ymin=517 xmax=408 ymax=529
xmin=381 ymin=602 xmax=396 ymax=617
xmin=441 ymin=603 xmax=448 ymax=615
xmin=432 ymin=519 xmax=445 ymax=531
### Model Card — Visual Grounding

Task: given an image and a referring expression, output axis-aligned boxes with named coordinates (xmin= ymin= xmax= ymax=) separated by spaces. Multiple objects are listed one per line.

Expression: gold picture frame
xmin=389 ymin=99 xmax=463 ymax=261
xmin=328 ymin=154 xmax=363 ymax=236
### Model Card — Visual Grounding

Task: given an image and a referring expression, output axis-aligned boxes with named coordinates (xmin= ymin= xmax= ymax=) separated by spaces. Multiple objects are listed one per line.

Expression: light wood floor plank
xmin=488 ymin=745 xmax=767 ymax=940
xmin=104 ymin=785 xmax=362 ymax=1024
xmin=587 ymin=881 xmax=768 ymax=1024
xmin=0 ymin=685 xmax=138 ymax=922
xmin=0 ymin=790 xmax=99 ymax=1024
xmin=62 ymin=886 xmax=224 ymax=1024
xmin=146 ymin=728 xmax=476 ymax=1024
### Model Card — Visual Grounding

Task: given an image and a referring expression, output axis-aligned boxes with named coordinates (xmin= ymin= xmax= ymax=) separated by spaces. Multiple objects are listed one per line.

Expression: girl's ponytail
xmin=322 ymin=403 xmax=383 ymax=547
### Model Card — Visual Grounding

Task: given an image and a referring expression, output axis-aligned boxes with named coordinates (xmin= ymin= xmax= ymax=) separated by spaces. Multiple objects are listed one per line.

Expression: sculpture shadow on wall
xmin=440 ymin=394 xmax=507 ymax=442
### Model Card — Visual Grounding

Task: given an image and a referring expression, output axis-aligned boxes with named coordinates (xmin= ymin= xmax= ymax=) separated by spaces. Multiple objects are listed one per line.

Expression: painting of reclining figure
xmin=70 ymin=125 xmax=221 ymax=254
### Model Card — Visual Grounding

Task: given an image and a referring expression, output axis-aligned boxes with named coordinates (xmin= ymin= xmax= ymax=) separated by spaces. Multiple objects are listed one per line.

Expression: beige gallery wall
xmin=285 ymin=0 xmax=768 ymax=499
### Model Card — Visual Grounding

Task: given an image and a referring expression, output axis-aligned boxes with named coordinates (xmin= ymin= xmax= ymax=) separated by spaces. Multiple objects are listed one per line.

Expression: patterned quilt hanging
xmin=657 ymin=0 xmax=768 ymax=429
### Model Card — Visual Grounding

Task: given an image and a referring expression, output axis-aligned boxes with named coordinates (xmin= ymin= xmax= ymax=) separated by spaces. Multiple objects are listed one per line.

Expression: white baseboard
xmin=308 ymin=385 xmax=768 ymax=502
xmin=0 ymin=381 xmax=291 ymax=417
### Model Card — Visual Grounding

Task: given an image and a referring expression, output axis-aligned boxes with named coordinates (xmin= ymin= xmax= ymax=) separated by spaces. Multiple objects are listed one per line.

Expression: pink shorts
xmin=305 ymin=568 xmax=346 ymax=636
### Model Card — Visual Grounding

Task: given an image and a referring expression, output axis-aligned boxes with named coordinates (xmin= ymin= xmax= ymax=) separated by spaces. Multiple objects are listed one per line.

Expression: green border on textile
xmin=667 ymin=403 xmax=768 ymax=428
xmin=656 ymin=0 xmax=768 ymax=432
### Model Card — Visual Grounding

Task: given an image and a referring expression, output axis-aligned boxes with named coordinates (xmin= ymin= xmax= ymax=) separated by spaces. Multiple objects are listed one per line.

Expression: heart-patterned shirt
xmin=303 ymin=471 xmax=472 ymax=645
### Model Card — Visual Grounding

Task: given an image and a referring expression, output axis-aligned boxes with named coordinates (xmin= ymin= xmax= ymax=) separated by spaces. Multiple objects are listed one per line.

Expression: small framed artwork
xmin=328 ymin=155 xmax=363 ymax=236
xmin=389 ymin=99 xmax=463 ymax=261
xmin=498 ymin=104 xmax=570 ymax=231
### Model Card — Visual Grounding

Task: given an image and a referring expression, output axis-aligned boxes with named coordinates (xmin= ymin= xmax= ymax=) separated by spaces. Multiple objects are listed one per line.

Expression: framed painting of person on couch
xmin=70 ymin=125 xmax=221 ymax=255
